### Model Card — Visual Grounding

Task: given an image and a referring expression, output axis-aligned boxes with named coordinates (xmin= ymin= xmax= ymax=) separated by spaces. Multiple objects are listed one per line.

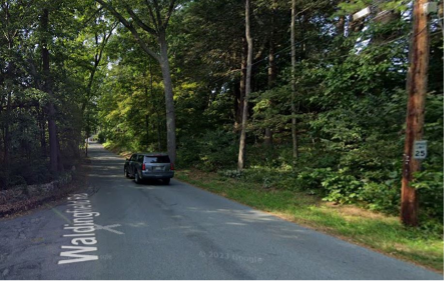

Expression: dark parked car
xmin=124 ymin=153 xmax=174 ymax=184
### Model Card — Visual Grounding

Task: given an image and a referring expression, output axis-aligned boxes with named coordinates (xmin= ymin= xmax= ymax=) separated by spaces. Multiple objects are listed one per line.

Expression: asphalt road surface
xmin=0 ymin=142 xmax=442 ymax=280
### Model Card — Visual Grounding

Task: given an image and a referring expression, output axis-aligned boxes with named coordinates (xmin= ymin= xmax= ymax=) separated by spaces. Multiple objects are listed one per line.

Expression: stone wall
xmin=0 ymin=168 xmax=76 ymax=216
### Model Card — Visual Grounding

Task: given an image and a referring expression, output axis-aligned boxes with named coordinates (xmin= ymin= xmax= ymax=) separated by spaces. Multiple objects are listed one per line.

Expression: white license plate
xmin=154 ymin=166 xmax=162 ymax=171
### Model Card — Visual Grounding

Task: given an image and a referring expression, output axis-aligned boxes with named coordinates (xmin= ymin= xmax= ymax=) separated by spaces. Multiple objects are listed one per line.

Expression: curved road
xmin=0 ymin=142 xmax=442 ymax=279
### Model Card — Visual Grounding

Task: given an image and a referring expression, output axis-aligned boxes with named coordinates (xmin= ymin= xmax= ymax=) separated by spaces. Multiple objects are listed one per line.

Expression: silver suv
xmin=124 ymin=153 xmax=174 ymax=184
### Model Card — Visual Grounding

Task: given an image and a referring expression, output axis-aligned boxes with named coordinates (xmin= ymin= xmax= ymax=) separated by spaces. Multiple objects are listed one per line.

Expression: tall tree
xmin=238 ymin=0 xmax=253 ymax=170
xmin=82 ymin=19 xmax=117 ymax=156
xmin=264 ymin=0 xmax=278 ymax=147
xmin=40 ymin=7 xmax=59 ymax=175
xmin=0 ymin=0 xmax=15 ymax=166
xmin=290 ymin=0 xmax=298 ymax=160
xmin=95 ymin=0 xmax=178 ymax=163
xmin=0 ymin=0 xmax=91 ymax=187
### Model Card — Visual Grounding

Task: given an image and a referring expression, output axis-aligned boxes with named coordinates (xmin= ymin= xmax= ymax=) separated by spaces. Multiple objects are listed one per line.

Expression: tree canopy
xmin=0 ymin=0 xmax=443 ymax=227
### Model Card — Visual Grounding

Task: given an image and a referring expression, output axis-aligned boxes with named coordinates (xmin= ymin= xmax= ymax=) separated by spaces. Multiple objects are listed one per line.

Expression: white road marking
xmin=58 ymin=193 xmax=100 ymax=265
xmin=58 ymin=246 xmax=99 ymax=264
xmin=94 ymin=224 xmax=124 ymax=235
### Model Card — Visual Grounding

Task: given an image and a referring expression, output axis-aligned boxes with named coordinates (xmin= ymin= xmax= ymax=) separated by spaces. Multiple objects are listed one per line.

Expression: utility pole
xmin=401 ymin=0 xmax=433 ymax=226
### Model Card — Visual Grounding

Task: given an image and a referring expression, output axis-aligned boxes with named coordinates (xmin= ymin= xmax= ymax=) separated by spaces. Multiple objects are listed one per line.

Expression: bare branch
xmin=96 ymin=21 xmax=117 ymax=64
xmin=145 ymin=0 xmax=159 ymax=31
xmin=0 ymin=1 xmax=11 ymax=42
xmin=124 ymin=4 xmax=158 ymax=35
xmin=95 ymin=0 xmax=131 ymax=29
xmin=95 ymin=0 xmax=161 ymax=62
xmin=1 ymin=30 xmax=8 ymax=41
xmin=130 ymin=28 xmax=161 ymax=63
xmin=82 ymin=21 xmax=118 ymax=113
xmin=82 ymin=6 xmax=104 ymax=26
xmin=162 ymin=0 xmax=176 ymax=29
xmin=152 ymin=0 xmax=163 ymax=28
xmin=27 ymin=58 xmax=42 ymax=90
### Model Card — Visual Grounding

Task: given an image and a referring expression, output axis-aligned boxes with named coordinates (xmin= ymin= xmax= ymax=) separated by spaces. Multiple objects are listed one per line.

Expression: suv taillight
xmin=170 ymin=163 xmax=175 ymax=170
xmin=142 ymin=163 xmax=146 ymax=170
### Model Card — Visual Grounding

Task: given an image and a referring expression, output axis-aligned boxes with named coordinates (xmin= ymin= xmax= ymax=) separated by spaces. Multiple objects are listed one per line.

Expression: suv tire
xmin=134 ymin=171 xmax=141 ymax=184
xmin=124 ymin=168 xmax=130 ymax=178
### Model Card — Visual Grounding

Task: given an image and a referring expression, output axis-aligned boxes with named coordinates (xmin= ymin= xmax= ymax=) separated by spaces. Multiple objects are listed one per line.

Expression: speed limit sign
xmin=413 ymin=140 xmax=427 ymax=160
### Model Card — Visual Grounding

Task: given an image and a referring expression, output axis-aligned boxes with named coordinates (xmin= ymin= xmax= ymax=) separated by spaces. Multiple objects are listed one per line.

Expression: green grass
xmin=175 ymin=169 xmax=444 ymax=272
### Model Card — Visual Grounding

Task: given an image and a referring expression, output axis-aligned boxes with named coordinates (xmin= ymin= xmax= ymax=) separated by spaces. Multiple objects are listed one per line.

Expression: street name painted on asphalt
xmin=58 ymin=193 xmax=100 ymax=265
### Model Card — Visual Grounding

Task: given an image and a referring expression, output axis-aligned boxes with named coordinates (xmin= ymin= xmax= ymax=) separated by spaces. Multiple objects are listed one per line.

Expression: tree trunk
xmin=235 ymin=38 xmax=247 ymax=132
xmin=145 ymin=86 xmax=150 ymax=146
xmin=147 ymin=62 xmax=154 ymax=149
xmin=238 ymin=0 xmax=253 ymax=170
xmin=264 ymin=128 xmax=272 ymax=146
xmin=82 ymin=28 xmax=114 ymax=156
xmin=336 ymin=15 xmax=345 ymax=36
xmin=264 ymin=6 xmax=277 ymax=147
xmin=290 ymin=0 xmax=298 ymax=161
xmin=147 ymin=62 xmax=162 ymax=152
xmin=3 ymin=33 xmax=15 ymax=166
xmin=95 ymin=0 xmax=177 ymax=162
xmin=440 ymin=0 xmax=444 ymax=19
xmin=157 ymin=115 xmax=162 ymax=152
xmin=39 ymin=109 xmax=47 ymax=157
xmin=81 ymin=67 xmax=97 ymax=114
xmin=3 ymin=91 xmax=11 ymax=165
xmin=41 ymin=8 xmax=59 ymax=176
xmin=56 ymin=126 xmax=63 ymax=171
xmin=85 ymin=115 xmax=89 ymax=157
xmin=158 ymin=31 xmax=176 ymax=164
xmin=233 ymin=81 xmax=241 ymax=129
xmin=439 ymin=0 xmax=444 ymax=34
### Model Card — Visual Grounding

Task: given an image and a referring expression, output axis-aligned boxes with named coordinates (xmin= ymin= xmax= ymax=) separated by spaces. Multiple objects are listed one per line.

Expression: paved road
xmin=0 ymin=142 xmax=442 ymax=280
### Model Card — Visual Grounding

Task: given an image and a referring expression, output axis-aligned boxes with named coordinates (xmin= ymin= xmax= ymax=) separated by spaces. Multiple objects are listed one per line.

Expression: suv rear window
xmin=144 ymin=156 xmax=171 ymax=163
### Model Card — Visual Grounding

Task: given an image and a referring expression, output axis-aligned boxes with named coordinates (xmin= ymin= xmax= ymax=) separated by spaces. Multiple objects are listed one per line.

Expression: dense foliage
xmin=0 ymin=0 xmax=112 ymax=187
xmin=98 ymin=0 xmax=444 ymax=226
xmin=1 ymin=0 xmax=443 ymax=227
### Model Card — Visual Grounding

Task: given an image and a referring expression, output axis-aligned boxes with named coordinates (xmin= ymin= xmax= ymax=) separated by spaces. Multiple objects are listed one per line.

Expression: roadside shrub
xmin=243 ymin=168 xmax=282 ymax=189
xmin=413 ymin=169 xmax=444 ymax=222
xmin=361 ymin=181 xmax=400 ymax=213
xmin=0 ymin=171 xmax=8 ymax=190
xmin=58 ymin=172 xmax=73 ymax=185
xmin=8 ymin=175 xmax=27 ymax=187
xmin=23 ymin=160 xmax=51 ymax=185
xmin=218 ymin=170 xmax=243 ymax=179
xmin=276 ymin=176 xmax=301 ymax=192
xmin=218 ymin=168 xmax=292 ymax=190
xmin=321 ymin=169 xmax=363 ymax=204
xmin=295 ymin=167 xmax=332 ymax=192
xmin=178 ymin=130 xmax=238 ymax=171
